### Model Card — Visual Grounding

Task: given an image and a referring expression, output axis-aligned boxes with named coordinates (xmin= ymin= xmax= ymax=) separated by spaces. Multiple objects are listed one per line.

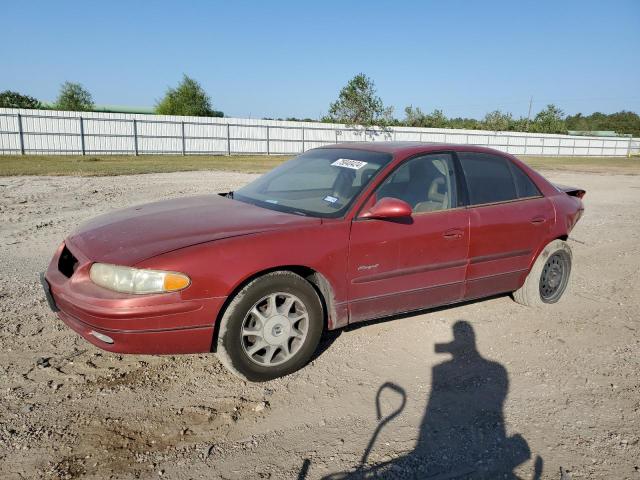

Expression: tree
xmin=404 ymin=105 xmax=427 ymax=127
xmin=325 ymin=73 xmax=393 ymax=127
xmin=55 ymin=82 xmax=94 ymax=111
xmin=565 ymin=112 xmax=591 ymax=132
xmin=422 ymin=109 xmax=449 ymax=128
xmin=403 ymin=106 xmax=449 ymax=128
xmin=597 ymin=110 xmax=640 ymax=136
xmin=509 ymin=117 xmax=529 ymax=132
xmin=483 ymin=110 xmax=513 ymax=131
xmin=0 ymin=90 xmax=42 ymax=109
xmin=566 ymin=110 xmax=640 ymax=136
xmin=155 ymin=75 xmax=222 ymax=117
xmin=531 ymin=104 xmax=566 ymax=133
xmin=448 ymin=117 xmax=482 ymax=130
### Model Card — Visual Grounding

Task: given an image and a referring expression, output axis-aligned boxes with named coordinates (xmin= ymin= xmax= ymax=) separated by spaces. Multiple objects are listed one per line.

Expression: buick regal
xmin=42 ymin=143 xmax=585 ymax=381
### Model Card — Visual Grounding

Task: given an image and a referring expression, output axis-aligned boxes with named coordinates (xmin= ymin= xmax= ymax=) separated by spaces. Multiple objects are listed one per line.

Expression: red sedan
xmin=42 ymin=143 xmax=585 ymax=381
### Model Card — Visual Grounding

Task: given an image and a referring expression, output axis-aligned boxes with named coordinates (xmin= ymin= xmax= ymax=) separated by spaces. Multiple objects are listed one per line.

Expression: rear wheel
xmin=216 ymin=271 xmax=323 ymax=382
xmin=513 ymin=239 xmax=572 ymax=307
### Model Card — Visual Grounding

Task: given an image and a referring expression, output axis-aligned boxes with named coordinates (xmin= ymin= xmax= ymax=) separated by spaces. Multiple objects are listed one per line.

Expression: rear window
xmin=510 ymin=164 xmax=541 ymax=198
xmin=458 ymin=152 xmax=517 ymax=205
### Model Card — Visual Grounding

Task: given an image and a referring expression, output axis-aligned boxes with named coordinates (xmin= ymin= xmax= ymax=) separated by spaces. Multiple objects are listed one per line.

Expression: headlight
xmin=89 ymin=263 xmax=190 ymax=294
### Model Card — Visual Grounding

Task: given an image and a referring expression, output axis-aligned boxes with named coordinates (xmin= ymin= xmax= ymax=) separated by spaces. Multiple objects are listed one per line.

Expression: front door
xmin=348 ymin=153 xmax=470 ymax=323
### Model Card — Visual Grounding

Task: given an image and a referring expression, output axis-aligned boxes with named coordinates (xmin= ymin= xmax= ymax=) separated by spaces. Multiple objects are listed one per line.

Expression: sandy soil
xmin=0 ymin=169 xmax=638 ymax=480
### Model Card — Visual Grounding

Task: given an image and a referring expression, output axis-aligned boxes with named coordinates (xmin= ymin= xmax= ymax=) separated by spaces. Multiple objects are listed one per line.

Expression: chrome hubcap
xmin=241 ymin=292 xmax=309 ymax=367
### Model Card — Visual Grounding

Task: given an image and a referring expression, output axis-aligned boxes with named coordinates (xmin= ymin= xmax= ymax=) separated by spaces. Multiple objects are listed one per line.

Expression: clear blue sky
xmin=2 ymin=0 xmax=638 ymax=120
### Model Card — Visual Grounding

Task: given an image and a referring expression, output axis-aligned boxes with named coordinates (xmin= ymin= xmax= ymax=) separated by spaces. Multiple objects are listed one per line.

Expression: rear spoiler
xmin=553 ymin=183 xmax=586 ymax=199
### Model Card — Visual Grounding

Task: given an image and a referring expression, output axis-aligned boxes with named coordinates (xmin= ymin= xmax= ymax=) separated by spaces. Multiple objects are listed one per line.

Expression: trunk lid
xmin=553 ymin=183 xmax=586 ymax=199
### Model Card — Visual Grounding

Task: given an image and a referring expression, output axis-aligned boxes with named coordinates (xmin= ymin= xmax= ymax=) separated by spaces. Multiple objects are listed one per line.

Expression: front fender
xmin=135 ymin=221 xmax=351 ymax=328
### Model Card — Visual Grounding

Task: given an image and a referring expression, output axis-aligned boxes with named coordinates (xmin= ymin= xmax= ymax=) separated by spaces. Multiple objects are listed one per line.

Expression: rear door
xmin=457 ymin=152 xmax=554 ymax=300
xmin=348 ymin=152 xmax=470 ymax=323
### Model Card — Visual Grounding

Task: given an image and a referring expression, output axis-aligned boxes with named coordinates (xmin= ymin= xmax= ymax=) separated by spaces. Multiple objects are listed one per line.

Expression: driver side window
xmin=377 ymin=153 xmax=457 ymax=213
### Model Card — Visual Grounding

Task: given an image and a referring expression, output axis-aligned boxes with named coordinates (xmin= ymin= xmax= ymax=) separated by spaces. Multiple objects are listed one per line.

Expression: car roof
xmin=318 ymin=141 xmax=511 ymax=157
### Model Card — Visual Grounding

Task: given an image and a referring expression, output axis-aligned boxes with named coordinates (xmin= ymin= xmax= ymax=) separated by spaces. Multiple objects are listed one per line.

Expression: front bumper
xmin=56 ymin=308 xmax=216 ymax=354
xmin=39 ymin=272 xmax=59 ymax=312
xmin=42 ymin=242 xmax=226 ymax=355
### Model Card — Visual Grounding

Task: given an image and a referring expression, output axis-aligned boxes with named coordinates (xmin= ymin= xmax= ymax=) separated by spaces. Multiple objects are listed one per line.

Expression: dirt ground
xmin=0 ymin=168 xmax=639 ymax=480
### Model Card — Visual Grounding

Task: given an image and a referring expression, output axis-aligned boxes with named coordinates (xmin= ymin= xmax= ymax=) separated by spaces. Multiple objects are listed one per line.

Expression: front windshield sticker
xmin=265 ymin=199 xmax=279 ymax=204
xmin=323 ymin=195 xmax=338 ymax=203
xmin=331 ymin=158 xmax=368 ymax=170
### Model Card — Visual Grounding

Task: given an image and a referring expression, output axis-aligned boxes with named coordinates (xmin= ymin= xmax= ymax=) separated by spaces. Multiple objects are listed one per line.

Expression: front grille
xmin=58 ymin=245 xmax=78 ymax=278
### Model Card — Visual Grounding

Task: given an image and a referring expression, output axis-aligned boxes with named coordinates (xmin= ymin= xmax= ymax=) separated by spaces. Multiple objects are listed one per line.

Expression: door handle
xmin=530 ymin=216 xmax=547 ymax=225
xmin=443 ymin=228 xmax=464 ymax=239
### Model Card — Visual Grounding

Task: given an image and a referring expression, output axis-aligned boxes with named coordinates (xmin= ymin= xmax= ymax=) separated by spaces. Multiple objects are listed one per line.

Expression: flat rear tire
xmin=513 ymin=239 xmax=572 ymax=307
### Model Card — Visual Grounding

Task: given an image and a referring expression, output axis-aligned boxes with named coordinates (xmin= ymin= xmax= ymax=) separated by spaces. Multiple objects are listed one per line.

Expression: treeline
xmin=395 ymin=105 xmax=567 ymax=134
xmin=387 ymin=106 xmax=640 ymax=136
xmin=0 ymin=75 xmax=224 ymax=117
xmin=321 ymin=73 xmax=640 ymax=136
xmin=264 ymin=108 xmax=640 ymax=137
xmin=2 ymin=73 xmax=639 ymax=136
xmin=565 ymin=111 xmax=640 ymax=136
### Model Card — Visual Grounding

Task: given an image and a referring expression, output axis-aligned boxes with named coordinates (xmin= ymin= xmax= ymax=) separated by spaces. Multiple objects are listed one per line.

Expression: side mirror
xmin=360 ymin=197 xmax=412 ymax=220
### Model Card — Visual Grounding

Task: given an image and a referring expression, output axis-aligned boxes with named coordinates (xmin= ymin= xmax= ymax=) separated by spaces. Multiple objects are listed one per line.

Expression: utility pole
xmin=525 ymin=96 xmax=533 ymax=131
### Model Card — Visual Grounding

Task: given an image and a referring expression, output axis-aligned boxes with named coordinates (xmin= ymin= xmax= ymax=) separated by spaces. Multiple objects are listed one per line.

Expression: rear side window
xmin=458 ymin=152 xmax=517 ymax=205
xmin=510 ymin=164 xmax=541 ymax=198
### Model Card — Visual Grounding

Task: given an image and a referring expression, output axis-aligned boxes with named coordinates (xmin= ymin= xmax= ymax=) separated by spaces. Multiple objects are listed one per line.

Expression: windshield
xmin=234 ymin=148 xmax=392 ymax=218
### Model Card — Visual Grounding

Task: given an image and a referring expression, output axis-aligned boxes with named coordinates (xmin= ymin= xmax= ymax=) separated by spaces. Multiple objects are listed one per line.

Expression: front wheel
xmin=215 ymin=271 xmax=323 ymax=382
xmin=513 ymin=239 xmax=572 ymax=307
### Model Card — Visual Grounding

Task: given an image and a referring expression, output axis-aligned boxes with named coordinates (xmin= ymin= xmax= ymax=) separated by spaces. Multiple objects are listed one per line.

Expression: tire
xmin=215 ymin=271 xmax=324 ymax=382
xmin=513 ymin=239 xmax=572 ymax=307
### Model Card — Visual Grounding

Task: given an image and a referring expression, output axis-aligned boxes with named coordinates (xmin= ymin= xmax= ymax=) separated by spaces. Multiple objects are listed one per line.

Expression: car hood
xmin=67 ymin=194 xmax=320 ymax=265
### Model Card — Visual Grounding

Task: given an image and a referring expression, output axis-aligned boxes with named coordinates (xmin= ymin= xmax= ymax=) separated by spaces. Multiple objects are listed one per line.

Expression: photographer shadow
xmin=307 ymin=320 xmax=542 ymax=480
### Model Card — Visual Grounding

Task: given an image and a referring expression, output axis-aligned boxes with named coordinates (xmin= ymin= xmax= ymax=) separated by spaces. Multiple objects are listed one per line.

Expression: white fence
xmin=1 ymin=108 xmax=638 ymax=157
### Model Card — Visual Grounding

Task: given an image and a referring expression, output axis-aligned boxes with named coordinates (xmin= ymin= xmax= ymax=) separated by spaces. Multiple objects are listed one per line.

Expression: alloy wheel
xmin=240 ymin=292 xmax=309 ymax=366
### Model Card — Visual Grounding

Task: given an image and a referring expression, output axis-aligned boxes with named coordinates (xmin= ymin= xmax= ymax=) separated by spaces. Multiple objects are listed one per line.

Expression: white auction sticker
xmin=331 ymin=158 xmax=368 ymax=170
xmin=323 ymin=195 xmax=339 ymax=203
